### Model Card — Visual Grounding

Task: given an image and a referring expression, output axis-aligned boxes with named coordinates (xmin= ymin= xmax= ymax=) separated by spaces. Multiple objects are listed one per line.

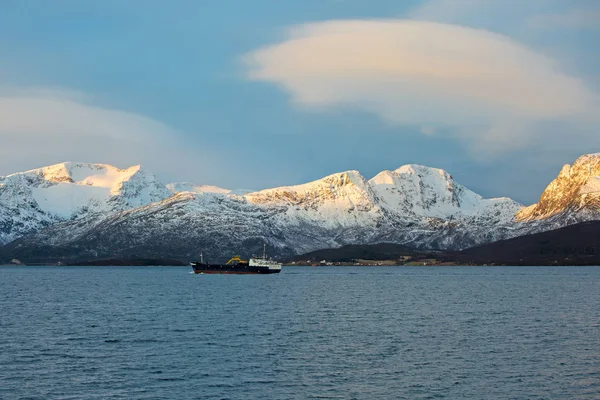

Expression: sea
xmin=1 ymin=266 xmax=599 ymax=399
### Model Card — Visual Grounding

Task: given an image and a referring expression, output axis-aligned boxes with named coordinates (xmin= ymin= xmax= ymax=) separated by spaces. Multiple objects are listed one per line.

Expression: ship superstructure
xmin=190 ymin=245 xmax=281 ymax=274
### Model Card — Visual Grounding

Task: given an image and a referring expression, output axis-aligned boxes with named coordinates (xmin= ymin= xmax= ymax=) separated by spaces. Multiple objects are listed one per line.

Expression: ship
xmin=190 ymin=245 xmax=282 ymax=274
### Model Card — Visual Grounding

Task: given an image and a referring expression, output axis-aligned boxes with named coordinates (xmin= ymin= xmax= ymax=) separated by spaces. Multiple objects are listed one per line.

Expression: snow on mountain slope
xmin=0 ymin=162 xmax=172 ymax=244
xmin=1 ymin=191 xmax=291 ymax=262
xmin=10 ymin=154 xmax=600 ymax=262
xmin=240 ymin=166 xmax=521 ymax=250
xmin=517 ymin=154 xmax=600 ymax=222
xmin=245 ymin=170 xmax=381 ymax=228
xmin=368 ymin=164 xmax=519 ymax=220
xmin=240 ymin=171 xmax=387 ymax=251
xmin=246 ymin=171 xmax=373 ymax=206
xmin=15 ymin=162 xmax=171 ymax=216
xmin=581 ymin=176 xmax=600 ymax=195
xmin=167 ymin=182 xmax=231 ymax=194
xmin=0 ymin=163 xmax=528 ymax=262
xmin=0 ymin=175 xmax=56 ymax=245
xmin=166 ymin=182 xmax=253 ymax=196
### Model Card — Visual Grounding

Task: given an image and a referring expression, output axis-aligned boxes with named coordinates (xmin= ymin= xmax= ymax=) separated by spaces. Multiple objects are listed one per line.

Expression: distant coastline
xmin=3 ymin=221 xmax=600 ymax=267
xmin=2 ymin=258 xmax=188 ymax=267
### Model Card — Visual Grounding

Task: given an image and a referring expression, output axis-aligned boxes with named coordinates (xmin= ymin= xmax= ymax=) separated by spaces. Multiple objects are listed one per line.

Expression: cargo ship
xmin=190 ymin=245 xmax=282 ymax=274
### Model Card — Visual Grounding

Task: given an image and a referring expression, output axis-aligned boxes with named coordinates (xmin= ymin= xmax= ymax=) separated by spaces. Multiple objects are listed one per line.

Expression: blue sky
xmin=1 ymin=0 xmax=599 ymax=204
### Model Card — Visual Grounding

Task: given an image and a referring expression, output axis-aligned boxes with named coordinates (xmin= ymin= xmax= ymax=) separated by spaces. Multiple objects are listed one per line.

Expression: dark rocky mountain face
xmin=455 ymin=221 xmax=600 ymax=266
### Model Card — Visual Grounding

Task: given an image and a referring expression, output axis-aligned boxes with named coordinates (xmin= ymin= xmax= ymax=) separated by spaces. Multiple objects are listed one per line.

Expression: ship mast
xmin=263 ymin=243 xmax=267 ymax=260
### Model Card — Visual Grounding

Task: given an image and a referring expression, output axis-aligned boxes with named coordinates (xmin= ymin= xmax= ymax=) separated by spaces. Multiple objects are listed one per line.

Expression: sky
xmin=0 ymin=0 xmax=599 ymax=204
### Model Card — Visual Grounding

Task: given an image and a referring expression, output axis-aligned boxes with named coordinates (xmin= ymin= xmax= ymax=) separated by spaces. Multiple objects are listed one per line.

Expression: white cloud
xmin=0 ymin=87 xmax=293 ymax=190
xmin=0 ymin=90 xmax=171 ymax=142
xmin=0 ymin=88 xmax=215 ymax=184
xmin=244 ymin=19 xmax=599 ymax=154
xmin=0 ymin=88 xmax=173 ymax=171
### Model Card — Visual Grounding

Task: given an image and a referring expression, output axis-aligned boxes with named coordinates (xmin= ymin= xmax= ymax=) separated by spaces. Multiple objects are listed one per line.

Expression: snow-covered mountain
xmin=240 ymin=166 xmax=522 ymax=251
xmin=1 ymin=154 xmax=599 ymax=263
xmin=166 ymin=182 xmax=231 ymax=195
xmin=369 ymin=164 xmax=518 ymax=221
xmin=0 ymin=162 xmax=171 ymax=244
xmin=516 ymin=153 xmax=600 ymax=227
xmin=0 ymin=161 xmax=522 ymax=261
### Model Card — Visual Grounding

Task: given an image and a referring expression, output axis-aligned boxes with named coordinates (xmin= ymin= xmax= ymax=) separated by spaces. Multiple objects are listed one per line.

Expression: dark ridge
xmin=0 ymin=231 xmax=296 ymax=265
xmin=66 ymin=258 xmax=188 ymax=266
xmin=289 ymin=242 xmax=431 ymax=263
xmin=4 ymin=223 xmax=600 ymax=267
xmin=454 ymin=221 xmax=600 ymax=266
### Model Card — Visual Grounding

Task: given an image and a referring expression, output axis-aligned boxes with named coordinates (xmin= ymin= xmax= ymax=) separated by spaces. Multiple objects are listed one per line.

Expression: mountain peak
xmin=1 ymin=161 xmax=170 ymax=220
xmin=244 ymin=169 xmax=375 ymax=211
xmin=321 ymin=170 xmax=368 ymax=189
xmin=393 ymin=164 xmax=448 ymax=177
xmin=368 ymin=163 xmax=522 ymax=219
xmin=7 ymin=162 xmax=147 ymax=186
xmin=573 ymin=153 xmax=600 ymax=168
xmin=369 ymin=165 xmax=465 ymax=217
xmin=517 ymin=153 xmax=600 ymax=222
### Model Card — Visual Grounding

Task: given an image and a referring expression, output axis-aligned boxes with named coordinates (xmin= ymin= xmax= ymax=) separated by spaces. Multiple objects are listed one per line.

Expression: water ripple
xmin=1 ymin=265 xmax=599 ymax=399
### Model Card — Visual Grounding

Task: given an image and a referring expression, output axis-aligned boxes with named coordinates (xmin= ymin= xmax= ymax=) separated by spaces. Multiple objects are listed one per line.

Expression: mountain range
xmin=1 ymin=154 xmax=599 ymax=263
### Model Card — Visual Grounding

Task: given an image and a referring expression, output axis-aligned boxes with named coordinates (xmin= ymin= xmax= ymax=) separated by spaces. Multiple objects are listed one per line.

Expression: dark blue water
xmin=1 ymin=266 xmax=599 ymax=399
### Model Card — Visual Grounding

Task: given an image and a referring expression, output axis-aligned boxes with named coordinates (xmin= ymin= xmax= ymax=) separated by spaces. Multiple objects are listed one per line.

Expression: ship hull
xmin=191 ymin=263 xmax=281 ymax=275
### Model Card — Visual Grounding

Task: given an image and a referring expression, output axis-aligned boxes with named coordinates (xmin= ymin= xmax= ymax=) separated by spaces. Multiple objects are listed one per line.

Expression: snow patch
xmin=73 ymin=165 xmax=141 ymax=192
xmin=31 ymin=183 xmax=109 ymax=218
xmin=581 ymin=176 xmax=600 ymax=195
xmin=167 ymin=182 xmax=231 ymax=194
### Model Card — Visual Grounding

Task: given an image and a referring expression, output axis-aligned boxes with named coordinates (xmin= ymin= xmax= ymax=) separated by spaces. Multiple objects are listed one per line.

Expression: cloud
xmin=0 ymin=87 xmax=208 ymax=182
xmin=244 ymin=19 xmax=599 ymax=154
xmin=0 ymin=88 xmax=175 ymax=173
xmin=0 ymin=86 xmax=295 ymax=190
xmin=0 ymin=89 xmax=171 ymax=143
